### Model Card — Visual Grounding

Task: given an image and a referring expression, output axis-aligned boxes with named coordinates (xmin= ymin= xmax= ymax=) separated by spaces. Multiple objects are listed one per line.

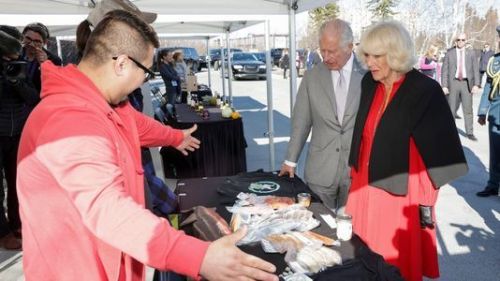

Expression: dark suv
xmin=270 ymin=48 xmax=284 ymax=67
xmin=209 ymin=48 xmax=243 ymax=70
xmin=154 ymin=47 xmax=203 ymax=72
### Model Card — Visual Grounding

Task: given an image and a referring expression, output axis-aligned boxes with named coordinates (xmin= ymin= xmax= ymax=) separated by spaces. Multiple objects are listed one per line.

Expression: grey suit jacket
xmin=441 ymin=47 xmax=480 ymax=92
xmin=286 ymin=58 xmax=365 ymax=187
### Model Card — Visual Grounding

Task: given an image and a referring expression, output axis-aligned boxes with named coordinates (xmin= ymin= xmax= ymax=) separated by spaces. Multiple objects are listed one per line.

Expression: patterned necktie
xmin=458 ymin=50 xmax=463 ymax=80
xmin=336 ymin=69 xmax=347 ymax=124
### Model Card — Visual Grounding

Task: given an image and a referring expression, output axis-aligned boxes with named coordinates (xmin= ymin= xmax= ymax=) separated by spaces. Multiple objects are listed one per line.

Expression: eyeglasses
xmin=112 ymin=55 xmax=155 ymax=82
xmin=23 ymin=35 xmax=44 ymax=46
xmin=456 ymin=39 xmax=466 ymax=42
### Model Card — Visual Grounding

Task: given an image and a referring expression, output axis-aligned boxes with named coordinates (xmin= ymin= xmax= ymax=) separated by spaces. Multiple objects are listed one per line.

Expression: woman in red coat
xmin=346 ymin=21 xmax=468 ymax=281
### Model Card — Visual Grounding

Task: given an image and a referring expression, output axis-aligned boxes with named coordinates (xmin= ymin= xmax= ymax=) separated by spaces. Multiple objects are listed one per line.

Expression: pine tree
xmin=309 ymin=3 xmax=340 ymax=29
xmin=367 ymin=0 xmax=399 ymax=20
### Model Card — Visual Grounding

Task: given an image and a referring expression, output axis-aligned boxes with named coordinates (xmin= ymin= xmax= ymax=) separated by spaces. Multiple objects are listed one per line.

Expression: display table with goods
xmin=160 ymin=103 xmax=246 ymax=179
xmin=175 ymin=171 xmax=404 ymax=281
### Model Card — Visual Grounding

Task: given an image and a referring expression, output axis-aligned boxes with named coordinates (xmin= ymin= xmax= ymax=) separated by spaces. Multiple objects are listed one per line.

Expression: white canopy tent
xmin=42 ymin=20 xmax=262 ymax=37
xmin=0 ymin=0 xmax=331 ymax=16
xmin=1 ymin=0 xmax=332 ymax=171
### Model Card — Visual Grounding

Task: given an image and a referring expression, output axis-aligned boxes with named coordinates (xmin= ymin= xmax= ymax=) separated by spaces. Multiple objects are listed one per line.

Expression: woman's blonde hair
xmin=424 ymin=45 xmax=439 ymax=58
xmin=357 ymin=21 xmax=416 ymax=73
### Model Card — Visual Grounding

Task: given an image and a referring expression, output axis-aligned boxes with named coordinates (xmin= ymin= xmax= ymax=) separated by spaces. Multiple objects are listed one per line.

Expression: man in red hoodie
xmin=17 ymin=9 xmax=277 ymax=281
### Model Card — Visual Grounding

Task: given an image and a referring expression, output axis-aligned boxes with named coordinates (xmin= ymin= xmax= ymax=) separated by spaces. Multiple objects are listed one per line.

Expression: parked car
xmin=251 ymin=52 xmax=266 ymax=63
xmin=209 ymin=48 xmax=242 ymax=70
xmin=154 ymin=47 xmax=204 ymax=73
xmin=199 ymin=54 xmax=209 ymax=70
xmin=224 ymin=52 xmax=266 ymax=80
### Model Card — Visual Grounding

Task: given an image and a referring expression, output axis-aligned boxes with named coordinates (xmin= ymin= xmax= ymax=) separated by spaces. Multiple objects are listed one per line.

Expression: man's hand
xmin=200 ymin=226 xmax=278 ymax=281
xmin=478 ymin=115 xmax=486 ymax=126
xmin=471 ymin=85 xmax=481 ymax=95
xmin=34 ymin=47 xmax=48 ymax=63
xmin=278 ymin=163 xmax=295 ymax=178
xmin=442 ymin=87 xmax=449 ymax=95
xmin=175 ymin=124 xmax=200 ymax=155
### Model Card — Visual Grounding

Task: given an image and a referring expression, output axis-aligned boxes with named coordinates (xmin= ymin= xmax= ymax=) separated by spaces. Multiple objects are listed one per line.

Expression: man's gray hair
xmin=319 ymin=19 xmax=353 ymax=48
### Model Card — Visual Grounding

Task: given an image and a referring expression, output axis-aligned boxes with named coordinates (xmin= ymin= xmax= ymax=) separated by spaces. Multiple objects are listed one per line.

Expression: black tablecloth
xmin=175 ymin=172 xmax=404 ymax=281
xmin=160 ymin=104 xmax=247 ymax=179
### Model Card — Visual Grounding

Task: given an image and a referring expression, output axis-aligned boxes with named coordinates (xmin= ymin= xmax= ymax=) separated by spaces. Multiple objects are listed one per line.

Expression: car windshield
xmin=233 ymin=53 xmax=258 ymax=61
xmin=253 ymin=53 xmax=265 ymax=59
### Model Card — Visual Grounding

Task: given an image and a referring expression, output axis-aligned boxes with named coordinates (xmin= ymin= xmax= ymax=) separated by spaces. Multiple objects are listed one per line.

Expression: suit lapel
xmin=450 ymin=48 xmax=458 ymax=73
xmin=318 ymin=64 xmax=338 ymax=122
xmin=465 ymin=49 xmax=474 ymax=81
xmin=344 ymin=58 xmax=364 ymax=118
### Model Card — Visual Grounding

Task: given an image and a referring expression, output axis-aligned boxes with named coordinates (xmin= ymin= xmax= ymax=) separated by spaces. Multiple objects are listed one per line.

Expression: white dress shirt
xmin=331 ymin=53 xmax=354 ymax=125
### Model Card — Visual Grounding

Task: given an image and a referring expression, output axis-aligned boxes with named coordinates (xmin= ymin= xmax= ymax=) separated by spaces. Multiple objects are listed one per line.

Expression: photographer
xmin=21 ymin=22 xmax=62 ymax=93
xmin=0 ymin=25 xmax=38 ymax=249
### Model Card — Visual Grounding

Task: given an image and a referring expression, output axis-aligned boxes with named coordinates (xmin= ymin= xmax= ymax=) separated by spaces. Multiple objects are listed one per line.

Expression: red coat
xmin=17 ymin=62 xmax=209 ymax=281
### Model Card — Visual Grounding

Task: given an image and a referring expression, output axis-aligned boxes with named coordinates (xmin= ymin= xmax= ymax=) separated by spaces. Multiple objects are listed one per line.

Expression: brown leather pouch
xmin=180 ymin=206 xmax=232 ymax=241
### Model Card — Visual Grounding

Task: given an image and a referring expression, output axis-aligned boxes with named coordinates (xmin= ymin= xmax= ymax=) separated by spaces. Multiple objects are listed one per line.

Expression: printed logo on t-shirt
xmin=248 ymin=181 xmax=280 ymax=193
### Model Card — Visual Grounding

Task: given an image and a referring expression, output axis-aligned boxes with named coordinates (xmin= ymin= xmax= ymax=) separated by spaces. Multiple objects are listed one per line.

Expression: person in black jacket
xmin=0 ymin=25 xmax=39 ymax=250
xmin=346 ymin=21 xmax=467 ymax=281
xmin=21 ymin=22 xmax=62 ymax=93
xmin=158 ymin=49 xmax=182 ymax=118
xmin=479 ymin=43 xmax=494 ymax=86
xmin=279 ymin=49 xmax=290 ymax=79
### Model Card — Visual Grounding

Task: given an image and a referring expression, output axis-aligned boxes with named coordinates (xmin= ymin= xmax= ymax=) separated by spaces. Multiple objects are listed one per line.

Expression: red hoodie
xmin=17 ymin=62 xmax=209 ymax=281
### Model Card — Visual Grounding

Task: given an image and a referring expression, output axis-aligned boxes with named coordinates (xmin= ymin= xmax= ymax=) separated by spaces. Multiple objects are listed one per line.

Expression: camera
xmin=0 ymin=28 xmax=27 ymax=80
xmin=1 ymin=60 xmax=27 ymax=80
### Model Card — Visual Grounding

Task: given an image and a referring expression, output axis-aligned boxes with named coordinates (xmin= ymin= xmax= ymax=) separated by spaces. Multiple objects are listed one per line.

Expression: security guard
xmin=476 ymin=25 xmax=500 ymax=197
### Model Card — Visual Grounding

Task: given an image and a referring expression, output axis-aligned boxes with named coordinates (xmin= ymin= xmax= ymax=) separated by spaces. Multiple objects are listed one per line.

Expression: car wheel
xmin=214 ymin=61 xmax=219 ymax=71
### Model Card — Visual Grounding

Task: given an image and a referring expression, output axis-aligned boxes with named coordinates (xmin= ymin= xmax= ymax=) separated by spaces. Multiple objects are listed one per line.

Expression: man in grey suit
xmin=279 ymin=19 xmax=365 ymax=213
xmin=441 ymin=33 xmax=481 ymax=140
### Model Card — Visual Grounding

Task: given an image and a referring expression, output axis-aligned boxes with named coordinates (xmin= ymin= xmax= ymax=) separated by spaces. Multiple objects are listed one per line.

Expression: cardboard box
xmin=186 ymin=74 xmax=198 ymax=92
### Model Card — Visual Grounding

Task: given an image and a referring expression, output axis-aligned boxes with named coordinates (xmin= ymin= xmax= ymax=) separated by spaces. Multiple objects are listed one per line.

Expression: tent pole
xmin=56 ymin=37 xmax=62 ymax=62
xmin=206 ymin=37 xmax=212 ymax=89
xmin=140 ymin=83 xmax=165 ymax=179
xmin=220 ymin=43 xmax=227 ymax=99
xmin=264 ymin=19 xmax=275 ymax=171
xmin=288 ymin=1 xmax=298 ymax=116
xmin=226 ymin=31 xmax=233 ymax=105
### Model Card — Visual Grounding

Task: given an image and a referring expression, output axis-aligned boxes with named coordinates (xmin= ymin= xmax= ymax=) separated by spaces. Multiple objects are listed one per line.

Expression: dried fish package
xmin=293 ymin=246 xmax=342 ymax=274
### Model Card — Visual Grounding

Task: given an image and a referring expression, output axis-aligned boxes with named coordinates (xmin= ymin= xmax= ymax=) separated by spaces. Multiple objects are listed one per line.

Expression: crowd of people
xmin=0 ymin=0 xmax=499 ymax=280
xmin=279 ymin=47 xmax=322 ymax=79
